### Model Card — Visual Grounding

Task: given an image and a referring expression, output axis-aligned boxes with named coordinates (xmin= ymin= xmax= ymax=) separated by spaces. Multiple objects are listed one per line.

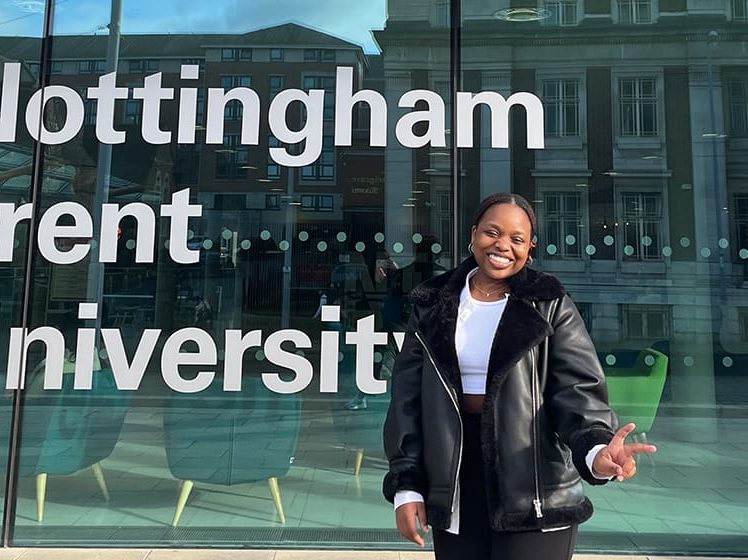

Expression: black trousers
xmin=432 ymin=413 xmax=578 ymax=560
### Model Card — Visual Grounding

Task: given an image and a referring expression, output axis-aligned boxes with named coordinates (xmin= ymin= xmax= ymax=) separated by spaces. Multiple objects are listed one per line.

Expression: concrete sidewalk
xmin=0 ymin=551 xmax=738 ymax=560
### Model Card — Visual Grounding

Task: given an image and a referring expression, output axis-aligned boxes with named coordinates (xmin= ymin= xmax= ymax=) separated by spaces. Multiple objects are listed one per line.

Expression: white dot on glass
xmin=662 ymin=246 xmax=673 ymax=257
xmin=336 ymin=232 xmax=347 ymax=242
xmin=164 ymin=239 xmax=170 ymax=249
xmin=546 ymin=244 xmax=558 ymax=255
xmin=565 ymin=235 xmax=576 ymax=246
xmin=98 ymin=348 xmax=108 ymax=360
xmin=125 ymin=239 xmax=136 ymax=250
xmin=241 ymin=239 xmax=251 ymax=250
xmin=624 ymin=245 xmax=635 ymax=256
xmin=260 ymin=230 xmax=271 ymax=241
xmin=412 ymin=233 xmax=423 ymax=244
xmin=723 ymin=356 xmax=734 ymax=368
xmin=719 ymin=238 xmax=729 ymax=249
xmin=680 ymin=237 xmax=691 ymax=248
xmin=203 ymin=239 xmax=213 ymax=250
xmin=684 ymin=356 xmax=694 ymax=367
xmin=740 ymin=248 xmax=748 ymax=259
xmin=585 ymin=245 xmax=596 ymax=256
xmin=393 ymin=242 xmax=404 ymax=254
xmin=603 ymin=235 xmax=614 ymax=247
xmin=355 ymin=242 xmax=366 ymax=252
xmin=374 ymin=352 xmax=383 ymax=363
xmin=644 ymin=355 xmax=655 ymax=367
xmin=279 ymin=240 xmax=290 ymax=251
xmin=221 ymin=229 xmax=233 ymax=240
xmin=605 ymin=354 xmax=616 ymax=366
xmin=431 ymin=243 xmax=442 ymax=254
xmin=375 ymin=232 xmax=385 ymax=243
xmin=317 ymin=241 xmax=328 ymax=252
xmin=700 ymin=247 xmax=711 ymax=258
xmin=255 ymin=350 xmax=265 ymax=361
xmin=187 ymin=229 xmax=195 ymax=240
xmin=298 ymin=231 xmax=309 ymax=242
xmin=641 ymin=236 xmax=652 ymax=247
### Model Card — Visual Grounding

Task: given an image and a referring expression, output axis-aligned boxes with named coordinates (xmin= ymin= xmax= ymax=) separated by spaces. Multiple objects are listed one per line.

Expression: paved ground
xmin=0 ymin=552 xmax=739 ymax=560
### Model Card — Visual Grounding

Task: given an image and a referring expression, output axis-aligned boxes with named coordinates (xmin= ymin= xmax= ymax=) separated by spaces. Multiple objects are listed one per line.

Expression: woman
xmin=382 ymin=193 xmax=656 ymax=560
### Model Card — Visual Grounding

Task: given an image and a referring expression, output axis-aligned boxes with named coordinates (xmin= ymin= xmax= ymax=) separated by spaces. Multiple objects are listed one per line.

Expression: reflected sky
xmin=0 ymin=0 xmax=386 ymax=53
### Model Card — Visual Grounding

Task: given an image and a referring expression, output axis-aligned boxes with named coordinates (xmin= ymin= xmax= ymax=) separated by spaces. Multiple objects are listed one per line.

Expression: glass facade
xmin=0 ymin=0 xmax=746 ymax=554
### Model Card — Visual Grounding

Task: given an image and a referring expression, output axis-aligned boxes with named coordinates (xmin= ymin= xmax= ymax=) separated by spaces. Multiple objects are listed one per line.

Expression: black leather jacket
xmin=383 ymin=257 xmax=618 ymax=532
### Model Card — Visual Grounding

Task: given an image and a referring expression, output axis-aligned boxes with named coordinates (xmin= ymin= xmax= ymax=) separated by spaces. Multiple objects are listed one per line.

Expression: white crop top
xmin=455 ymin=268 xmax=508 ymax=395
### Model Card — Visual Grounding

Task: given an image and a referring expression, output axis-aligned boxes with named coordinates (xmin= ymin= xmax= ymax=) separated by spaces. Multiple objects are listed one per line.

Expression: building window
xmin=733 ymin=194 xmax=748 ymax=260
xmin=621 ymin=304 xmax=671 ymax=340
xmin=729 ymin=79 xmax=748 ymax=137
xmin=78 ymin=60 xmax=105 ymax=74
xmin=124 ymin=99 xmax=142 ymax=125
xmin=300 ymin=194 xmax=334 ymax=212
xmin=620 ymin=192 xmax=663 ymax=260
xmin=270 ymin=48 xmax=284 ymax=61
xmin=543 ymin=79 xmax=579 ymax=137
xmin=220 ymin=76 xmax=252 ymax=120
xmin=576 ymin=302 xmax=593 ymax=332
xmin=733 ymin=0 xmax=748 ymax=21
xmin=50 ymin=61 xmax=63 ymax=74
xmin=619 ymin=77 xmax=658 ymax=137
xmin=265 ymin=194 xmax=280 ymax=210
xmin=544 ymin=1 xmax=577 ymax=26
xmin=221 ymin=48 xmax=237 ymax=61
xmin=301 ymin=136 xmax=334 ymax=181
xmin=304 ymin=49 xmax=335 ymax=62
xmin=619 ymin=0 xmax=652 ymax=24
xmin=267 ymin=136 xmax=282 ymax=179
xmin=240 ymin=48 xmax=252 ymax=61
xmin=303 ymin=76 xmax=335 ymax=120
xmin=269 ymin=75 xmax=284 ymax=98
xmin=543 ymin=192 xmax=582 ymax=258
xmin=216 ymin=134 xmax=249 ymax=180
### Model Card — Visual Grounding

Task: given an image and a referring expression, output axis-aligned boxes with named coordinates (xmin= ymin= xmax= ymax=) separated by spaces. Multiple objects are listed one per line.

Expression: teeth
xmin=489 ymin=254 xmax=511 ymax=263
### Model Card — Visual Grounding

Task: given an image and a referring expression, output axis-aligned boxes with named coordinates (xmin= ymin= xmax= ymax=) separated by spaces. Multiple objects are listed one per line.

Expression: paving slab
xmin=15 ymin=550 xmax=150 ymax=560
xmin=275 ymin=552 xmax=400 ymax=560
xmin=147 ymin=551 xmax=274 ymax=560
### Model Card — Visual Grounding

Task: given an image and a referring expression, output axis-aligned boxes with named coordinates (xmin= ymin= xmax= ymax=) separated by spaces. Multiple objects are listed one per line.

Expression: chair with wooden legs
xmin=20 ymin=368 xmax=129 ymax=522
xmin=164 ymin=377 xmax=301 ymax=526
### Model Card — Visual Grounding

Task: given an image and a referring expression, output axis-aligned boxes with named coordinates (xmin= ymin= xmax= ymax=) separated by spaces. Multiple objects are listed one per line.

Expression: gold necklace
xmin=470 ymin=276 xmax=507 ymax=299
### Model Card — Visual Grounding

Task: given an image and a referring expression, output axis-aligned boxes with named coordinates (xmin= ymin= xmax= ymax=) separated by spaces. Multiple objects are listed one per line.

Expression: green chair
xmin=604 ymin=347 xmax=668 ymax=442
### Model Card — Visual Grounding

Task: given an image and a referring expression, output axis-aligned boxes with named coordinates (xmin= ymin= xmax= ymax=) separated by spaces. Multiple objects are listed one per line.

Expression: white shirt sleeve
xmin=586 ymin=443 xmax=615 ymax=480
xmin=394 ymin=490 xmax=425 ymax=509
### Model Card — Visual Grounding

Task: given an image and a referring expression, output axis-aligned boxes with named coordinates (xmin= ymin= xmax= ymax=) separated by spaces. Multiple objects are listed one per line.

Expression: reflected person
xmin=383 ymin=193 xmax=656 ymax=560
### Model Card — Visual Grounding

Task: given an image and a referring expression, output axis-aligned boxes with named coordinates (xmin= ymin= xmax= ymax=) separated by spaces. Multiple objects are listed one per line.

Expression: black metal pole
xmin=2 ymin=0 xmax=56 ymax=546
xmin=450 ymin=0 xmax=462 ymax=268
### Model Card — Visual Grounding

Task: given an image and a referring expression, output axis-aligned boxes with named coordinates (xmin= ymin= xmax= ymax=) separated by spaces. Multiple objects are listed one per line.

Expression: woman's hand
xmin=395 ymin=501 xmax=429 ymax=547
xmin=592 ymin=423 xmax=657 ymax=481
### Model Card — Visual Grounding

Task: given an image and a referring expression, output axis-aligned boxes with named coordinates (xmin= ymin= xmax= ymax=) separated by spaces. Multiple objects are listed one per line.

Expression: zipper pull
xmin=533 ymin=499 xmax=543 ymax=518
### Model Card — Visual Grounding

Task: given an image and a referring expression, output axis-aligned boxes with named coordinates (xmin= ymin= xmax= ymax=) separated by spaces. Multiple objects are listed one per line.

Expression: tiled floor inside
xmin=6 ymin=391 xmax=748 ymax=554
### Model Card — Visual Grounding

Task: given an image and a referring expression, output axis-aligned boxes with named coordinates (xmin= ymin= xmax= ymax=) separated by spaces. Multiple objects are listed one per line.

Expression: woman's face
xmin=470 ymin=203 xmax=535 ymax=283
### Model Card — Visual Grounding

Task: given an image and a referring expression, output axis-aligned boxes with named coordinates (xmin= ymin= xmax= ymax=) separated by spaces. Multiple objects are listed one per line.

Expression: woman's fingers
xmin=415 ymin=501 xmax=429 ymax=534
xmin=622 ymin=443 xmax=657 ymax=456
xmin=592 ymin=450 xmax=623 ymax=479
xmin=395 ymin=502 xmax=427 ymax=547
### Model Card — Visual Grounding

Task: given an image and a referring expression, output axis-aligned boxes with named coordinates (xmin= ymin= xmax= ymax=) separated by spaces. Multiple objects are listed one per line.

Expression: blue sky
xmin=0 ymin=0 xmax=387 ymax=53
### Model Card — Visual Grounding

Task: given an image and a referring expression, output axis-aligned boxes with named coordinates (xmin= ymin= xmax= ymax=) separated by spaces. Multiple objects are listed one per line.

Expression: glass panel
xmin=0 ymin=0 xmax=47 ymax=545
xmin=462 ymin=2 xmax=748 ymax=556
xmin=6 ymin=0 xmax=452 ymax=549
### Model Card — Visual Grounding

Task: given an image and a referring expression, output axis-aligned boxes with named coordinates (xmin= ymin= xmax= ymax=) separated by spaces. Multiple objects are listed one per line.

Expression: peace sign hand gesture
xmin=592 ymin=423 xmax=657 ymax=482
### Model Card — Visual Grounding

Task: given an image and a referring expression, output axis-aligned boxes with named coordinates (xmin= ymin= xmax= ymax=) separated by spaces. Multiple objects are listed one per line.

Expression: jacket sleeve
xmin=382 ymin=306 xmax=428 ymax=503
xmin=545 ymin=295 xmax=619 ymax=485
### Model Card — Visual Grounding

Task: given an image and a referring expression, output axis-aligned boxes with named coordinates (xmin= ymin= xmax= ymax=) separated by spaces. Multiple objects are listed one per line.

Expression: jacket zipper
xmin=530 ymin=347 xmax=544 ymax=519
xmin=414 ymin=331 xmax=463 ymax=514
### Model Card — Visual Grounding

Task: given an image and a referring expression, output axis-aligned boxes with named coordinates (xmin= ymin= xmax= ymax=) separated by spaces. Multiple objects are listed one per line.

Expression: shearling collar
xmin=408 ymin=256 xmax=565 ymax=401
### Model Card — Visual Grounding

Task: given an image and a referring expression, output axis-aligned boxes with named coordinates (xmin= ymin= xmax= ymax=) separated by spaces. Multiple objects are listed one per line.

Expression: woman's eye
xmin=512 ymin=237 xmax=524 ymax=244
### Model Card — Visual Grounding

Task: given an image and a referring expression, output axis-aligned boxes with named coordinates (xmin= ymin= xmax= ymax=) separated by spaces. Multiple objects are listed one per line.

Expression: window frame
xmin=615 ymin=186 xmax=668 ymax=264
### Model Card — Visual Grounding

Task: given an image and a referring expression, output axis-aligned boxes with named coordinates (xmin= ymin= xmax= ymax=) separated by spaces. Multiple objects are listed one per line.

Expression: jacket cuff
xmin=570 ymin=428 xmax=615 ymax=485
xmin=382 ymin=467 xmax=428 ymax=503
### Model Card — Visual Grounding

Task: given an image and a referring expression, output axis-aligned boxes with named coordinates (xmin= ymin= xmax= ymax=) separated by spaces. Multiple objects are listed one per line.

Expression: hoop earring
xmin=468 ymin=242 xmax=474 ymax=254
xmin=526 ymin=255 xmax=534 ymax=266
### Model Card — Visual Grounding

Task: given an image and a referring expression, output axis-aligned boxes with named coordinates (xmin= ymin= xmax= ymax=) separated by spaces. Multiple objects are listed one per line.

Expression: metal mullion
xmin=450 ymin=0 xmax=461 ymax=268
xmin=2 ymin=0 xmax=57 ymax=547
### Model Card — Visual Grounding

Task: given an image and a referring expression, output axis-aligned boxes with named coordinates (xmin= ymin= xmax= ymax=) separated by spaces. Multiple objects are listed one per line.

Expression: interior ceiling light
xmin=494 ymin=7 xmax=550 ymax=22
xmin=13 ymin=0 xmax=45 ymax=13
